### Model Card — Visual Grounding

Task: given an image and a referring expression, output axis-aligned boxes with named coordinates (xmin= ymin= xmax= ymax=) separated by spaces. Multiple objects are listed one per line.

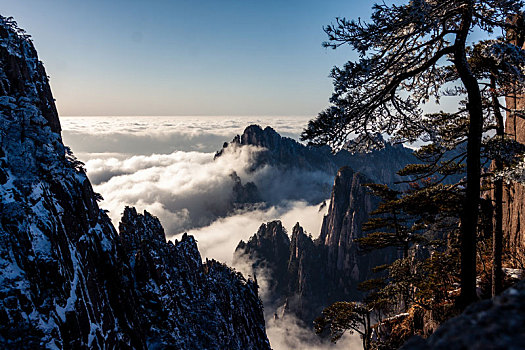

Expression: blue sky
xmin=4 ymin=0 xmax=377 ymax=116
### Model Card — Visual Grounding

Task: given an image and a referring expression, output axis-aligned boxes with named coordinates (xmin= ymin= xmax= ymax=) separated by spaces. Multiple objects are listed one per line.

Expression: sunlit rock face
xmin=235 ymin=167 xmax=398 ymax=325
xmin=0 ymin=16 xmax=270 ymax=349
xmin=502 ymin=17 xmax=525 ymax=266
xmin=401 ymin=279 xmax=525 ymax=349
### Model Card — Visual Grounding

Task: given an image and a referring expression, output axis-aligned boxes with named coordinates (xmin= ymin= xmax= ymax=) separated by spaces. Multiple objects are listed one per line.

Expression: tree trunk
xmin=491 ymin=75 xmax=504 ymax=297
xmin=363 ymin=311 xmax=371 ymax=350
xmin=492 ymin=152 xmax=504 ymax=298
xmin=454 ymin=4 xmax=482 ymax=308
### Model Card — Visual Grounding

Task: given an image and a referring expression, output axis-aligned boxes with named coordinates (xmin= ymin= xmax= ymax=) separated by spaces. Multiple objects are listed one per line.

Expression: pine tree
xmin=314 ymin=301 xmax=373 ymax=350
xmin=301 ymin=0 xmax=524 ymax=307
xmin=467 ymin=17 xmax=525 ymax=295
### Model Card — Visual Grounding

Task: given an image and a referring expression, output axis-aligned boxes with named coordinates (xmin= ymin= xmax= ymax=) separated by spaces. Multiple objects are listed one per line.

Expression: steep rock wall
xmin=0 ymin=16 xmax=270 ymax=349
xmin=235 ymin=167 xmax=398 ymax=325
xmin=503 ymin=15 xmax=525 ymax=266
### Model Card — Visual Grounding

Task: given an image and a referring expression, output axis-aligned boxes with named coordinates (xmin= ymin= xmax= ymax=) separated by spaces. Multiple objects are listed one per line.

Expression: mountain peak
xmin=0 ymin=15 xmax=61 ymax=134
xmin=216 ymin=124 xmax=416 ymax=186
xmin=239 ymin=125 xmax=280 ymax=148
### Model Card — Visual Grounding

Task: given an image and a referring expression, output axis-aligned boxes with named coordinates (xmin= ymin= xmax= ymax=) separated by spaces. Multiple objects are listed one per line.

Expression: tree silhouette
xmin=302 ymin=0 xmax=524 ymax=307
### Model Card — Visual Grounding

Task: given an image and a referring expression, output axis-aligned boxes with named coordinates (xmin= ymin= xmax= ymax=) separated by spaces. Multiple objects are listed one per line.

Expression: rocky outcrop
xmin=0 ymin=15 xmax=136 ymax=348
xmin=230 ymin=171 xmax=262 ymax=210
xmin=119 ymin=208 xmax=270 ymax=349
xmin=216 ymin=124 xmax=416 ymax=186
xmin=0 ymin=17 xmax=60 ymax=134
xmin=319 ymin=167 xmax=399 ymax=296
xmin=235 ymin=167 xmax=399 ymax=325
xmin=502 ymin=17 xmax=525 ymax=267
xmin=319 ymin=167 xmax=379 ymax=283
xmin=235 ymin=221 xmax=291 ymax=302
xmin=401 ymin=279 xmax=525 ymax=349
xmin=235 ymin=221 xmax=326 ymax=323
xmin=0 ymin=16 xmax=270 ymax=349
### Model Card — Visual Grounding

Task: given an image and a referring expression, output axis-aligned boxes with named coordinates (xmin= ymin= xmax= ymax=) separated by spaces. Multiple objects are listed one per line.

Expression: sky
xmin=3 ymin=0 xmax=377 ymax=116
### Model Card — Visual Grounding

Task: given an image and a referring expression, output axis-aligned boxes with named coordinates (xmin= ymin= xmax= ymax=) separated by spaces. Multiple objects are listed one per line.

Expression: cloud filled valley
xmin=7 ymin=6 xmax=524 ymax=348
xmin=62 ymin=116 xmax=333 ymax=239
xmin=59 ymin=115 xmax=424 ymax=350
xmin=61 ymin=116 xmax=354 ymax=349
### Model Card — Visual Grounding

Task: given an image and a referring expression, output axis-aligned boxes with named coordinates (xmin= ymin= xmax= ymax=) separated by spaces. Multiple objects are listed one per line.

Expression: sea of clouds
xmin=61 ymin=116 xmax=358 ymax=350
xmin=62 ymin=116 xmax=310 ymax=156
xmin=62 ymin=116 xmax=333 ymax=238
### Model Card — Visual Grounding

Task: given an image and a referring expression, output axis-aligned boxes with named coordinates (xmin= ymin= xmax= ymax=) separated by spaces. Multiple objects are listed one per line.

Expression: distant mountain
xmin=216 ymin=124 xmax=417 ymax=186
xmin=158 ymin=122 xmax=416 ymax=233
xmin=0 ymin=16 xmax=270 ymax=349
xmin=235 ymin=167 xmax=400 ymax=325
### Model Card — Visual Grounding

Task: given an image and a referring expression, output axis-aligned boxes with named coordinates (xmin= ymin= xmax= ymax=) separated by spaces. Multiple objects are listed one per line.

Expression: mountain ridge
xmin=216 ymin=124 xmax=417 ymax=186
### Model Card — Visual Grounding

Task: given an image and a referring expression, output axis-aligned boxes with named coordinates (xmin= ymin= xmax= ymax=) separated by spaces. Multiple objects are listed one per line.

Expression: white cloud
xmin=62 ymin=116 xmax=311 ymax=154
xmin=61 ymin=116 xmax=337 ymax=234
xmin=266 ymin=313 xmax=363 ymax=350
xmin=62 ymin=116 xmax=335 ymax=234
xmin=171 ymin=200 xmax=327 ymax=265
xmin=91 ymin=145 xmax=264 ymax=234
xmin=81 ymin=142 xmax=333 ymax=235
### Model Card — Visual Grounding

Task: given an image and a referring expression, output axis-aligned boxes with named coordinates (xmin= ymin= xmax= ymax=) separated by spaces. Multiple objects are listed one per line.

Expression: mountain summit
xmin=217 ymin=124 xmax=416 ymax=185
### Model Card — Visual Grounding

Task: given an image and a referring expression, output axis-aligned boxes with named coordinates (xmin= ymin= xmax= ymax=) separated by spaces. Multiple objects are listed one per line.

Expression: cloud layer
xmin=62 ymin=116 xmax=311 ymax=155
xmin=174 ymin=200 xmax=327 ymax=265
xmin=266 ymin=313 xmax=362 ymax=350
xmin=89 ymin=146 xmax=262 ymax=233
xmin=63 ymin=116 xmax=334 ymax=235
xmin=61 ymin=116 xmax=356 ymax=350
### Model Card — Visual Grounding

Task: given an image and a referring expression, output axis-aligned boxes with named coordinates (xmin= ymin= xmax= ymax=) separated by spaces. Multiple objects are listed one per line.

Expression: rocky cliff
xmin=235 ymin=221 xmax=291 ymax=295
xmin=119 ymin=208 xmax=270 ymax=349
xmin=503 ymin=16 xmax=525 ymax=267
xmin=319 ymin=167 xmax=379 ymax=285
xmin=235 ymin=167 xmax=398 ymax=325
xmin=0 ymin=16 xmax=270 ymax=349
xmin=401 ymin=279 xmax=525 ymax=350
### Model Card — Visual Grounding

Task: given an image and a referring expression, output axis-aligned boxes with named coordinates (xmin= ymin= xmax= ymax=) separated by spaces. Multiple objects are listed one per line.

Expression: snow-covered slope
xmin=0 ymin=15 xmax=270 ymax=349
xmin=119 ymin=207 xmax=269 ymax=349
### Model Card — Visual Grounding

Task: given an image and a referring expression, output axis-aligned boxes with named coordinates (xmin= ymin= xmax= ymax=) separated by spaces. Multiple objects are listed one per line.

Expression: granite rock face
xmin=235 ymin=221 xmax=292 ymax=302
xmin=503 ymin=18 xmax=525 ymax=266
xmin=401 ymin=279 xmax=525 ymax=350
xmin=319 ymin=167 xmax=379 ymax=283
xmin=0 ymin=16 xmax=270 ymax=349
xmin=235 ymin=167 xmax=398 ymax=325
xmin=0 ymin=15 xmax=136 ymax=348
